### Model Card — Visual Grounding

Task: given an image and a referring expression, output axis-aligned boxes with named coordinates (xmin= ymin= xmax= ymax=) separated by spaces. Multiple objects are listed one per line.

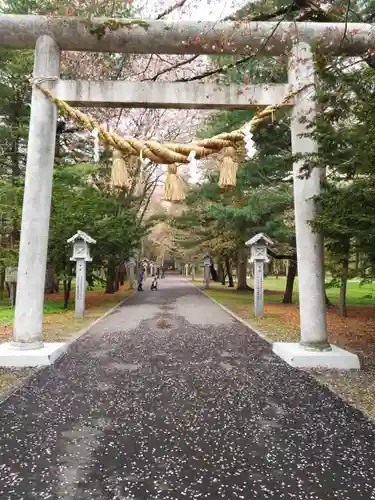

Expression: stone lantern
xmin=245 ymin=233 xmax=273 ymax=318
xmin=67 ymin=230 xmax=96 ymax=317
xmin=203 ymin=255 xmax=211 ymax=289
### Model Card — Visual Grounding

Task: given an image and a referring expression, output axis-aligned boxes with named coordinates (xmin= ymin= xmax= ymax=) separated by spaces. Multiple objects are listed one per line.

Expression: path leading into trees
xmin=1 ymin=276 xmax=375 ymax=499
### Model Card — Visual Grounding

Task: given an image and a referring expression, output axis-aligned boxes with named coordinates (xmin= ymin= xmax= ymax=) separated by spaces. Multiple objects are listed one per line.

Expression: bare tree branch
xmin=143 ymin=0 xmax=358 ymax=85
xmin=143 ymin=55 xmax=200 ymax=82
xmin=176 ymin=8 xmax=292 ymax=83
xmin=339 ymin=0 xmax=351 ymax=49
xmin=175 ymin=55 xmax=254 ymax=83
xmin=225 ymin=1 xmax=298 ymax=21
xmin=145 ymin=1 xmax=324 ymax=85
xmin=155 ymin=0 xmax=189 ymax=19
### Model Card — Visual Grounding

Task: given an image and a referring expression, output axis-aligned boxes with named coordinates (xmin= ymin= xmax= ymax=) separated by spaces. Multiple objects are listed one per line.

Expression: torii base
xmin=273 ymin=342 xmax=360 ymax=370
xmin=0 ymin=342 xmax=66 ymax=367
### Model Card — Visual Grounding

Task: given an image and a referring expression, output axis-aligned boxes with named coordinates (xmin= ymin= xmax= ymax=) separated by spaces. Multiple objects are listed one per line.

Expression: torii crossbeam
xmin=0 ymin=16 xmax=374 ymax=55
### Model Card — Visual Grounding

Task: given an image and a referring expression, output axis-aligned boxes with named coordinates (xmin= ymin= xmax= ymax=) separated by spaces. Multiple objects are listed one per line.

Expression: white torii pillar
xmin=13 ymin=35 xmax=60 ymax=349
xmin=0 ymin=35 xmax=67 ymax=366
xmin=273 ymin=43 xmax=359 ymax=369
xmin=290 ymin=42 xmax=328 ymax=351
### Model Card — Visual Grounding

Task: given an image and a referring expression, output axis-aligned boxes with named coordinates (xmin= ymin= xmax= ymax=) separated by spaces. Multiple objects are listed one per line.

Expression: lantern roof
xmin=245 ymin=232 xmax=273 ymax=247
xmin=67 ymin=230 xmax=96 ymax=245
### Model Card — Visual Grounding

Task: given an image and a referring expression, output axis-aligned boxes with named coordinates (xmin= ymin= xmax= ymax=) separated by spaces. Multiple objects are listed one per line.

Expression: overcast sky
xmin=141 ymin=0 xmax=245 ymax=22
xmin=169 ymin=0 xmax=241 ymax=21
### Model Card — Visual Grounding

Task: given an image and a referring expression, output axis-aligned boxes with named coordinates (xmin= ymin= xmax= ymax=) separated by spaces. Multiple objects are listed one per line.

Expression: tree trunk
xmin=219 ymin=260 xmax=226 ymax=286
xmin=45 ymin=265 xmax=57 ymax=294
xmin=225 ymin=257 xmax=234 ymax=287
xmin=325 ymin=291 xmax=334 ymax=308
xmin=217 ymin=259 xmax=224 ymax=284
xmin=355 ymin=248 xmax=360 ymax=273
xmin=237 ymin=247 xmax=250 ymax=290
xmin=0 ymin=268 xmax=5 ymax=300
xmin=282 ymin=253 xmax=297 ymax=304
xmin=210 ymin=264 xmax=218 ymax=282
xmin=86 ymin=271 xmax=94 ymax=290
xmin=9 ymin=283 xmax=16 ymax=307
xmin=105 ymin=260 xmax=117 ymax=294
xmin=115 ymin=267 xmax=121 ymax=292
xmin=119 ymin=269 xmax=125 ymax=286
xmin=63 ymin=279 xmax=72 ymax=309
xmin=339 ymin=239 xmax=350 ymax=318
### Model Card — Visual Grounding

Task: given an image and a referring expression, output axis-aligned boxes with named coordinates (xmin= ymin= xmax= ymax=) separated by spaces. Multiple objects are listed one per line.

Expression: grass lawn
xmin=0 ymin=280 xmax=131 ymax=324
xmin=193 ymin=274 xmax=375 ymax=305
xmin=194 ymin=277 xmax=375 ymax=420
xmin=0 ymin=282 xmax=134 ymax=399
xmin=0 ymin=298 xmax=73 ymax=325
xmin=249 ymin=276 xmax=375 ymax=305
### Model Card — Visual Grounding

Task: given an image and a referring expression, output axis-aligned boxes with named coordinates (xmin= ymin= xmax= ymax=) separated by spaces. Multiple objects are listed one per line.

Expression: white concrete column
xmin=288 ymin=42 xmax=329 ymax=351
xmin=75 ymin=259 xmax=86 ymax=317
xmin=253 ymin=260 xmax=264 ymax=318
xmin=204 ymin=266 xmax=210 ymax=289
xmin=12 ymin=36 xmax=60 ymax=348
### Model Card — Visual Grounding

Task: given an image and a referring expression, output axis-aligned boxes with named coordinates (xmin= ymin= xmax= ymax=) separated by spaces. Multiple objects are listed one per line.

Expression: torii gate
xmin=0 ymin=16 xmax=367 ymax=368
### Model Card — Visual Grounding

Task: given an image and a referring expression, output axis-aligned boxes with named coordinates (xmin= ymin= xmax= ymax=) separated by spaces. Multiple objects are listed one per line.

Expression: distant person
xmin=137 ymin=268 xmax=145 ymax=291
xmin=151 ymin=276 xmax=158 ymax=291
xmin=156 ymin=266 xmax=160 ymax=278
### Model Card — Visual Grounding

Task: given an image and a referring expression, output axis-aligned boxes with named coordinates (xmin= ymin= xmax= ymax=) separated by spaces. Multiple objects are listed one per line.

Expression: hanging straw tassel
xmin=134 ymin=150 xmax=149 ymax=197
xmin=110 ymin=149 xmax=130 ymax=189
xmin=91 ymin=128 xmax=100 ymax=162
xmin=164 ymin=164 xmax=187 ymax=202
xmin=218 ymin=146 xmax=239 ymax=188
xmin=134 ymin=160 xmax=144 ymax=197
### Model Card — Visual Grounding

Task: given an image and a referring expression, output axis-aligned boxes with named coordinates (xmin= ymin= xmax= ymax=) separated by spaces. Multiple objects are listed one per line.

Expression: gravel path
xmin=1 ymin=276 xmax=375 ymax=499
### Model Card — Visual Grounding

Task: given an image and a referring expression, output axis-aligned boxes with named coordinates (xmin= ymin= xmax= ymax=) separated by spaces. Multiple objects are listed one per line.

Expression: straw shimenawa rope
xmin=31 ymin=79 xmax=300 ymax=166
